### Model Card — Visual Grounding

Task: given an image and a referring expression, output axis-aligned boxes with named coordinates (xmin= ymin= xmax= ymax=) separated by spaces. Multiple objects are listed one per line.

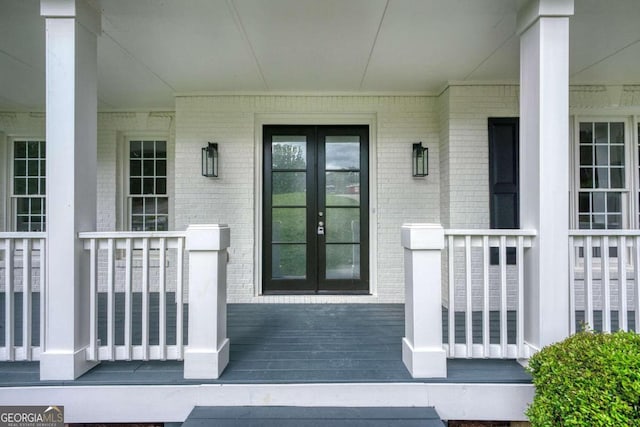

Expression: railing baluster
xmin=635 ymin=236 xmax=640 ymax=334
xmin=176 ymin=237 xmax=185 ymax=359
xmin=22 ymin=239 xmax=32 ymax=360
xmin=448 ymin=235 xmax=455 ymax=357
xmin=602 ymin=236 xmax=611 ymax=332
xmin=499 ymin=236 xmax=507 ymax=358
xmin=107 ymin=238 xmax=116 ymax=360
xmin=619 ymin=236 xmax=628 ymax=331
xmin=39 ymin=238 xmax=46 ymax=356
xmin=482 ymin=236 xmax=490 ymax=358
xmin=124 ymin=238 xmax=133 ymax=360
xmin=517 ymin=236 xmax=525 ymax=358
xmin=158 ymin=238 xmax=167 ymax=360
xmin=5 ymin=239 xmax=14 ymax=361
xmin=585 ymin=236 xmax=594 ymax=329
xmin=88 ymin=238 xmax=98 ymax=361
xmin=465 ymin=236 xmax=472 ymax=357
xmin=141 ymin=238 xmax=150 ymax=361
xmin=569 ymin=236 xmax=576 ymax=335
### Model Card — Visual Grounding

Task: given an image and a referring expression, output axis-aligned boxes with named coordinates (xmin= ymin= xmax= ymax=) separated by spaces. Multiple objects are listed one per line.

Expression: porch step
xmin=181 ymin=406 xmax=445 ymax=426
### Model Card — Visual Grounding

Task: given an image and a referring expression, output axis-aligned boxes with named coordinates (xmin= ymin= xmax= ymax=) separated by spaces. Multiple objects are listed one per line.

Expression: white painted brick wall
xmin=175 ymin=95 xmax=440 ymax=303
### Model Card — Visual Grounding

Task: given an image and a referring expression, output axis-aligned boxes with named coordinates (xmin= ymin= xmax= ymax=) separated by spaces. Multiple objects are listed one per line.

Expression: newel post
xmin=401 ymin=224 xmax=447 ymax=378
xmin=184 ymin=224 xmax=230 ymax=379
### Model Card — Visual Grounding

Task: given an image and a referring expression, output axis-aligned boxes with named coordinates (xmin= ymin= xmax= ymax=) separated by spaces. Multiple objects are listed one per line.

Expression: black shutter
xmin=489 ymin=118 xmax=519 ymax=229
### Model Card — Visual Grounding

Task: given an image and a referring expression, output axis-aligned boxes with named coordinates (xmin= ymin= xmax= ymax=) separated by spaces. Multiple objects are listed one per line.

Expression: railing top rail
xmin=569 ymin=229 xmax=640 ymax=237
xmin=0 ymin=232 xmax=46 ymax=239
xmin=78 ymin=231 xmax=186 ymax=239
xmin=445 ymin=229 xmax=537 ymax=237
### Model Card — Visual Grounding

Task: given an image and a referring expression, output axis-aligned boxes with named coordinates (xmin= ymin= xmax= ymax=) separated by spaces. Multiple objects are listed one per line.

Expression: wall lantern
xmin=412 ymin=142 xmax=428 ymax=177
xmin=202 ymin=142 xmax=218 ymax=177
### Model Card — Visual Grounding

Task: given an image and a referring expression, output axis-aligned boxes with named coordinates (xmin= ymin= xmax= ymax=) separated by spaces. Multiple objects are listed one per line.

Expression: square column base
xmin=184 ymin=338 xmax=230 ymax=379
xmin=40 ymin=347 xmax=99 ymax=380
xmin=402 ymin=338 xmax=447 ymax=378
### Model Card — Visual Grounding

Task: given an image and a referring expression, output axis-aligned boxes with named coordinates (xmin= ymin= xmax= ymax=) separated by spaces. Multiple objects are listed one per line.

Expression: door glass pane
xmin=272 ymin=136 xmax=306 ymax=170
xmin=272 ymin=244 xmax=306 ymax=279
xmin=326 ymin=208 xmax=359 ymax=243
xmin=326 ymin=171 xmax=360 ymax=205
xmin=325 ymin=136 xmax=360 ymax=170
xmin=326 ymin=244 xmax=360 ymax=279
xmin=272 ymin=208 xmax=306 ymax=242
xmin=273 ymin=172 xmax=306 ymax=205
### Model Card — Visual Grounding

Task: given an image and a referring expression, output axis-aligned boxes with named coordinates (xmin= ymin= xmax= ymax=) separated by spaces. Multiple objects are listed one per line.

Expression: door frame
xmin=254 ymin=113 xmax=378 ymax=298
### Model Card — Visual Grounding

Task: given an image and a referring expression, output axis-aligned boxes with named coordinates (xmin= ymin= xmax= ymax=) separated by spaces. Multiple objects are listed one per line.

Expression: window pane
xmin=28 ymin=160 xmax=39 ymax=176
xmin=610 ymin=122 xmax=624 ymax=143
xmin=27 ymin=141 xmax=39 ymax=158
xmin=607 ymin=193 xmax=621 ymax=213
xmin=272 ymin=137 xmax=306 ymax=170
xmin=156 ymin=216 xmax=168 ymax=231
xmin=272 ymin=244 xmax=306 ymax=279
xmin=325 ymin=136 xmax=360 ymax=170
xmin=145 ymin=198 xmax=156 ymax=214
xmin=156 ymin=160 xmax=166 ymax=176
xmin=16 ymin=198 xmax=29 ymax=214
xmin=14 ymin=160 xmax=26 ymax=176
xmin=579 ymin=146 xmax=592 ymax=166
xmin=130 ymin=141 xmax=142 ymax=158
xmin=580 ymin=168 xmax=593 ymax=188
xmin=610 ymin=145 xmax=624 ymax=166
xmin=130 ymin=160 xmax=141 ymax=176
xmin=132 ymin=197 xmax=143 ymax=215
xmin=156 ymin=141 xmax=167 ymax=158
xmin=272 ymin=208 xmax=306 ymax=242
xmin=143 ymin=178 xmax=154 ymax=194
xmin=272 ymin=172 xmax=306 ymax=205
xmin=40 ymin=178 xmax=45 ymax=194
xmin=326 ymin=244 xmax=360 ymax=280
xmin=607 ymin=214 xmax=622 ymax=229
xmin=579 ymin=123 xmax=593 ymax=143
xmin=326 ymin=208 xmax=359 ymax=243
xmin=592 ymin=192 xmax=605 ymax=212
xmin=144 ymin=216 xmax=156 ymax=231
xmin=595 ymin=123 xmax=608 ymax=143
xmin=31 ymin=198 xmax=42 ymax=214
xmin=610 ymin=168 xmax=624 ymax=188
xmin=130 ymin=178 xmax=141 ymax=195
xmin=578 ymin=193 xmax=590 ymax=213
xmin=143 ymin=141 xmax=155 ymax=158
xmin=592 ymin=215 xmax=606 ymax=229
xmin=14 ymin=178 xmax=26 ymax=195
xmin=14 ymin=141 xmax=27 ymax=158
xmin=326 ymin=172 xmax=360 ymax=205
xmin=157 ymin=198 xmax=168 ymax=215
xmin=28 ymin=178 xmax=38 ymax=194
xmin=594 ymin=168 xmax=608 ymax=188
xmin=40 ymin=141 xmax=46 ymax=157
xmin=131 ymin=215 xmax=144 ymax=231
xmin=579 ymin=215 xmax=590 ymax=229
xmin=156 ymin=178 xmax=167 ymax=194
xmin=143 ymin=160 xmax=154 ymax=176
xmin=594 ymin=146 xmax=608 ymax=166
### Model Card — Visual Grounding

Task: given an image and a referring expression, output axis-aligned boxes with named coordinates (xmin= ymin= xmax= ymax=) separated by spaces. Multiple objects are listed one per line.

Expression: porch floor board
xmin=0 ymin=304 xmax=531 ymax=386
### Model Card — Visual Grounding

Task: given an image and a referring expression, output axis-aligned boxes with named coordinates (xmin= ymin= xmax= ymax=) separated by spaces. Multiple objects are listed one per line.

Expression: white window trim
xmin=3 ymin=135 xmax=46 ymax=232
xmin=117 ymin=133 xmax=174 ymax=232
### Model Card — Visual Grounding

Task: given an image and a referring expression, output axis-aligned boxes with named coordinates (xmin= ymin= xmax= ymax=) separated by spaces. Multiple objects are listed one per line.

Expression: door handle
xmin=317 ymin=221 xmax=325 ymax=235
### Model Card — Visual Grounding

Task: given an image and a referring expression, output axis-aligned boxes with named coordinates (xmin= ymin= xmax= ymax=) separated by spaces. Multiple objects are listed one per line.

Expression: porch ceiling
xmin=1 ymin=0 xmax=639 ymax=110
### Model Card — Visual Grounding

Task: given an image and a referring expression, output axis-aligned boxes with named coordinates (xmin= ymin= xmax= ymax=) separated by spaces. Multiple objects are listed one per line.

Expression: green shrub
xmin=526 ymin=330 xmax=640 ymax=426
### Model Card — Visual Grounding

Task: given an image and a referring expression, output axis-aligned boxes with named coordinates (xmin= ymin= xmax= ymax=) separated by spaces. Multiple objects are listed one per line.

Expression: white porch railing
xmin=79 ymin=231 xmax=186 ymax=362
xmin=0 ymin=233 xmax=46 ymax=361
xmin=569 ymin=230 xmax=640 ymax=334
xmin=443 ymin=229 xmax=536 ymax=359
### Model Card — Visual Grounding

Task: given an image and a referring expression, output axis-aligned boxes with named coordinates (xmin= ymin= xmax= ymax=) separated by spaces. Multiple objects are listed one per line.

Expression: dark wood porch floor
xmin=0 ymin=304 xmax=530 ymax=386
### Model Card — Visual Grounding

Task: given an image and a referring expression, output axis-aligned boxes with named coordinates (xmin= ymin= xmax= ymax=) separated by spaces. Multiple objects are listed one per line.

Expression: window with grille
xmin=12 ymin=140 xmax=46 ymax=231
xmin=577 ymin=121 xmax=626 ymax=230
xmin=128 ymin=140 xmax=168 ymax=231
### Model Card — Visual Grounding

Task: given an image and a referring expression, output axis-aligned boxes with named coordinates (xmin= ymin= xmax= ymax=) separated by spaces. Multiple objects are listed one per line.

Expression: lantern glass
xmin=412 ymin=142 xmax=428 ymax=177
xmin=202 ymin=142 xmax=218 ymax=177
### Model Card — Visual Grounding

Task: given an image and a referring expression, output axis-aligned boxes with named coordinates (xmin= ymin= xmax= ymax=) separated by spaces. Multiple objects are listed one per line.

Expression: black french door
xmin=263 ymin=125 xmax=369 ymax=293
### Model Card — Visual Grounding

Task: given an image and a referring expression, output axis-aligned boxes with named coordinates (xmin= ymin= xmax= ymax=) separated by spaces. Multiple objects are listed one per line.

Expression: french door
xmin=263 ymin=125 xmax=369 ymax=293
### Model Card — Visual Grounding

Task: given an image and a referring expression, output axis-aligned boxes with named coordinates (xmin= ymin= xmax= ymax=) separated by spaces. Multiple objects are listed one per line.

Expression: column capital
xmin=41 ymin=0 xmax=101 ymax=35
xmin=186 ymin=224 xmax=231 ymax=251
xmin=401 ymin=224 xmax=444 ymax=250
xmin=517 ymin=0 xmax=574 ymax=35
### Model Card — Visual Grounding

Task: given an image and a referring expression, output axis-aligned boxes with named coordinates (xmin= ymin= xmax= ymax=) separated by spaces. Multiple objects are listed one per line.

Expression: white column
xmin=518 ymin=0 xmax=574 ymax=351
xmin=184 ymin=224 xmax=231 ymax=379
xmin=39 ymin=0 xmax=100 ymax=380
xmin=401 ymin=224 xmax=447 ymax=378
